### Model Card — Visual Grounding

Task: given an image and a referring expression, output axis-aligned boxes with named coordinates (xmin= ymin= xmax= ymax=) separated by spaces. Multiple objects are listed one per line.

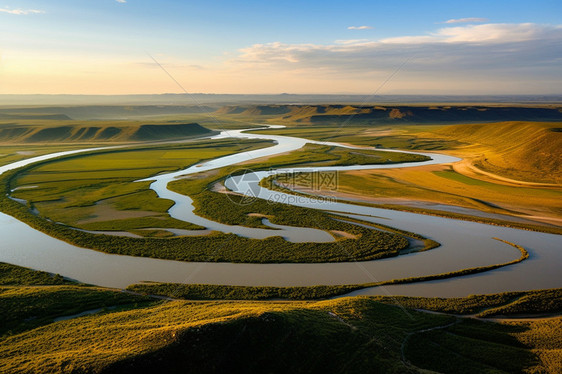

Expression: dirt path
xmin=454 ymin=159 xmax=560 ymax=187
xmin=413 ymin=308 xmax=562 ymax=322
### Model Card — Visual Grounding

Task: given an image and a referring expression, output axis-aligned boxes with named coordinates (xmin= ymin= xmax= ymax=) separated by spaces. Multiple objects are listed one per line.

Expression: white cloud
xmin=233 ymin=23 xmax=562 ymax=84
xmin=335 ymin=39 xmax=370 ymax=45
xmin=381 ymin=23 xmax=554 ymax=44
xmin=348 ymin=26 xmax=373 ymax=30
xmin=444 ymin=17 xmax=488 ymax=24
xmin=0 ymin=8 xmax=44 ymax=15
xmin=116 ymin=0 xmax=127 ymax=3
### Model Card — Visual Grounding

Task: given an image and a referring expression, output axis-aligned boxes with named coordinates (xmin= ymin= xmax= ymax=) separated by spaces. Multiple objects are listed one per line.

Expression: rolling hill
xmin=216 ymin=104 xmax=562 ymax=124
xmin=0 ymin=122 xmax=215 ymax=143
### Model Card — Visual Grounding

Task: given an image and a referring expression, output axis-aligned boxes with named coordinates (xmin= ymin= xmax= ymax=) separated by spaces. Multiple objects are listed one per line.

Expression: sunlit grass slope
xmin=1 ymin=295 xmax=560 ymax=373
xmin=0 ymin=263 xmax=152 ymax=337
xmin=1 ymin=263 xmax=560 ymax=373
xmin=330 ymin=165 xmax=562 ymax=224
xmin=433 ymin=121 xmax=562 ymax=183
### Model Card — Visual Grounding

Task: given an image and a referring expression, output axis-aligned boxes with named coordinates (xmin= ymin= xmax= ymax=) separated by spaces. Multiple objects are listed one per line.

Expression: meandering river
xmin=0 ymin=127 xmax=560 ymax=297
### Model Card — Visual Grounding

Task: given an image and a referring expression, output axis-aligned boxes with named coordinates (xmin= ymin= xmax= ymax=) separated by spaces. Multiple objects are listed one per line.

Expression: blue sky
xmin=1 ymin=0 xmax=561 ymax=94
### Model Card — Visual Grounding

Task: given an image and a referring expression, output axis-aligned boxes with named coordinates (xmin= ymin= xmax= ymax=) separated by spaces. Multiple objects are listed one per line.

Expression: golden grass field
xmin=274 ymin=121 xmax=562 ymax=227
xmin=2 ymin=291 xmax=560 ymax=373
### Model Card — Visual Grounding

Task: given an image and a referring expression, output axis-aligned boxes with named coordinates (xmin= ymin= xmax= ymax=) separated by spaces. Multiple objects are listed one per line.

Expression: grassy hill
xmin=433 ymin=121 xmax=562 ymax=183
xmin=0 ymin=122 xmax=214 ymax=143
xmin=0 ymin=263 xmax=560 ymax=373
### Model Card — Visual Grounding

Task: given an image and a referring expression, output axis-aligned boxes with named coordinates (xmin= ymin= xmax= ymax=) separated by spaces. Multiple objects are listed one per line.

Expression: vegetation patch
xmin=127 ymin=282 xmax=359 ymax=301
xmin=0 ymin=286 xmax=153 ymax=336
xmin=0 ymin=263 xmax=72 ymax=286
xmin=1 ymin=170 xmax=410 ymax=263
xmin=0 ymin=263 xmax=152 ymax=336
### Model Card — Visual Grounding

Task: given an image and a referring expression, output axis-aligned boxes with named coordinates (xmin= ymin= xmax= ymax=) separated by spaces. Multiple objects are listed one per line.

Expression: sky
xmin=0 ymin=0 xmax=561 ymax=95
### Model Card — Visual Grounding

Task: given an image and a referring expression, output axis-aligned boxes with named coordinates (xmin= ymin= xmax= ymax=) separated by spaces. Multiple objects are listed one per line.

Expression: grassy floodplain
xmin=3 ymin=141 xmax=426 ymax=262
xmin=8 ymin=138 xmax=273 ymax=233
xmin=1 ymin=136 xmax=438 ymax=263
xmin=168 ymin=142 xmax=428 ymax=229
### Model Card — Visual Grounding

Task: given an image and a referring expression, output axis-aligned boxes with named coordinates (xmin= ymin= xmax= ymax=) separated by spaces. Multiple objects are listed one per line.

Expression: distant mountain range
xmin=1 ymin=93 xmax=561 ymax=106
xmin=1 ymin=103 xmax=560 ymax=123
xmin=217 ymin=104 xmax=562 ymax=124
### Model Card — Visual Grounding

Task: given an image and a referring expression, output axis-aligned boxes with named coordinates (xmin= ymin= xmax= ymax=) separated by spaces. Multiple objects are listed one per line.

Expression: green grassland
xmin=372 ymin=288 xmax=562 ymax=317
xmin=0 ymin=286 xmax=154 ymax=337
xmin=2 ymin=166 xmax=412 ymax=263
xmin=1 ymin=187 xmax=411 ymax=263
xmin=253 ymin=142 xmax=430 ymax=166
xmin=6 ymin=109 xmax=560 ymax=228
xmin=9 ymin=138 xmax=272 ymax=233
xmin=0 ymin=262 xmax=72 ymax=286
xmin=2 ymin=297 xmax=557 ymax=373
xmin=167 ymin=142 xmax=427 ymax=229
xmin=2 ymin=106 xmax=561 ymax=373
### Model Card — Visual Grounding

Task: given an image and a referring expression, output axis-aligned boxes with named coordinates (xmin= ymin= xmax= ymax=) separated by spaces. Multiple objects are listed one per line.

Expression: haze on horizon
xmin=0 ymin=0 xmax=561 ymax=96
